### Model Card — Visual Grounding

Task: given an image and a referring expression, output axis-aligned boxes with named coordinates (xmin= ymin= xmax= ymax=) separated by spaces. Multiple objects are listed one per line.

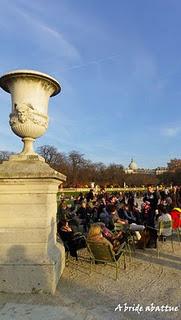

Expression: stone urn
xmin=0 ymin=70 xmax=61 ymax=160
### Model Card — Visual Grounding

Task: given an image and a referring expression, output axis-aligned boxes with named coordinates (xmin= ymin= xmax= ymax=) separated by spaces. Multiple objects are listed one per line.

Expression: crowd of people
xmin=57 ymin=185 xmax=181 ymax=259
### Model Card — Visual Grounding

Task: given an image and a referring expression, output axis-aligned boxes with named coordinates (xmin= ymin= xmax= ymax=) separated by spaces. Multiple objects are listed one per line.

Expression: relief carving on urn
xmin=9 ymin=103 xmax=48 ymax=137
xmin=0 ymin=70 xmax=61 ymax=161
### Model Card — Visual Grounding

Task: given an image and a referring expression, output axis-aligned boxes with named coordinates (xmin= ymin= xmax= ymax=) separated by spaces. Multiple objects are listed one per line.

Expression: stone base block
xmin=0 ymin=242 xmax=65 ymax=294
xmin=0 ymin=160 xmax=66 ymax=294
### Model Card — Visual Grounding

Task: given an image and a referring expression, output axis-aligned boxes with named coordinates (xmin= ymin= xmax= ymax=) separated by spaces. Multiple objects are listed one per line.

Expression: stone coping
xmin=0 ymin=160 xmax=66 ymax=181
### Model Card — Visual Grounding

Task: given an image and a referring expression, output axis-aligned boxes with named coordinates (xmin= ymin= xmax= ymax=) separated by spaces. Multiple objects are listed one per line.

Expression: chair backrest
xmin=87 ymin=240 xmax=116 ymax=263
xmin=158 ymin=220 xmax=172 ymax=236
xmin=160 ymin=220 xmax=172 ymax=228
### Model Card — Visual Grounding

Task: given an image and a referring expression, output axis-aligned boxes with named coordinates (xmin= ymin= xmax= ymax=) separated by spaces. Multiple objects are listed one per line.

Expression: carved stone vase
xmin=0 ymin=70 xmax=61 ymax=160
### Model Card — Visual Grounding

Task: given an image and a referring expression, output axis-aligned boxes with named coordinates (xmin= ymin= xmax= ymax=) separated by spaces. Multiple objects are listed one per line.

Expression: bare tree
xmin=35 ymin=144 xmax=162 ymax=187
xmin=125 ymin=173 xmax=159 ymax=187
xmin=67 ymin=151 xmax=86 ymax=186
xmin=0 ymin=151 xmax=14 ymax=163
xmin=37 ymin=145 xmax=60 ymax=164
xmin=104 ymin=164 xmax=125 ymax=187
xmin=36 ymin=145 xmax=67 ymax=173
xmin=167 ymin=159 xmax=181 ymax=172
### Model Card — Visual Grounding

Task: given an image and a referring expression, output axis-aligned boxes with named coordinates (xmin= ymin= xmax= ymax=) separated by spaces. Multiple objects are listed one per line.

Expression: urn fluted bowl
xmin=0 ymin=70 xmax=61 ymax=159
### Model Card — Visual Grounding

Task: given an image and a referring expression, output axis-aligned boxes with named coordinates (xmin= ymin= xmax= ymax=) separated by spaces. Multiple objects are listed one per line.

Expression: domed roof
xmin=128 ymin=158 xmax=138 ymax=171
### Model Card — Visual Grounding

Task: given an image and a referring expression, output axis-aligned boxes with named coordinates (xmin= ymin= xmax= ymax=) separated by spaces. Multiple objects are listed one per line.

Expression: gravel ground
xmin=0 ymin=239 xmax=180 ymax=320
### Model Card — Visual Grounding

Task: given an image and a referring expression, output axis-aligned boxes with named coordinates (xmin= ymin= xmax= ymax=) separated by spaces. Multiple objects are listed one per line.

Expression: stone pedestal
xmin=0 ymin=160 xmax=66 ymax=294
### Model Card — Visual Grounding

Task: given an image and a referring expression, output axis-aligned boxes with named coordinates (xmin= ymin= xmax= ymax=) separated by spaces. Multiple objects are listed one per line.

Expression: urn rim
xmin=0 ymin=69 xmax=61 ymax=97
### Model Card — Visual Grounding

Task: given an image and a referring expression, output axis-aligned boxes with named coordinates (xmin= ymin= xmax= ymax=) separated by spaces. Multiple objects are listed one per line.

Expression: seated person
xmin=101 ymin=224 xmax=125 ymax=252
xmin=87 ymin=224 xmax=125 ymax=254
xmin=118 ymin=204 xmax=137 ymax=224
xmin=57 ymin=219 xmax=86 ymax=259
xmin=110 ymin=205 xmax=144 ymax=240
xmin=76 ymin=201 xmax=89 ymax=233
xmin=109 ymin=205 xmax=128 ymax=229
xmin=132 ymin=205 xmax=142 ymax=225
xmin=156 ymin=205 xmax=172 ymax=240
xmin=170 ymin=207 xmax=181 ymax=230
xmin=98 ymin=205 xmax=111 ymax=227
xmin=67 ymin=208 xmax=81 ymax=233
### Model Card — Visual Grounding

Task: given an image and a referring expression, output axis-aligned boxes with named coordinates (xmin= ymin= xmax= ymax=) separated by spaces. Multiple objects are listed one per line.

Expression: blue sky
xmin=0 ymin=0 xmax=181 ymax=169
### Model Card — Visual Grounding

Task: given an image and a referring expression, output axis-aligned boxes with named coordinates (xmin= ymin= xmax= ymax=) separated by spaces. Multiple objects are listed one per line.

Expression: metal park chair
xmin=57 ymin=233 xmax=87 ymax=265
xmin=156 ymin=220 xmax=174 ymax=258
xmin=86 ymin=240 xmax=126 ymax=280
xmin=146 ymin=220 xmax=174 ymax=258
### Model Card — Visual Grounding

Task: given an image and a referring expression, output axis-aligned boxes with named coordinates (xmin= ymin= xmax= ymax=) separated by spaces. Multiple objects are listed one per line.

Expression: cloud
xmin=61 ymin=53 xmax=123 ymax=71
xmin=1 ymin=2 xmax=80 ymax=62
xmin=38 ymin=24 xmax=80 ymax=60
xmin=161 ymin=126 xmax=181 ymax=137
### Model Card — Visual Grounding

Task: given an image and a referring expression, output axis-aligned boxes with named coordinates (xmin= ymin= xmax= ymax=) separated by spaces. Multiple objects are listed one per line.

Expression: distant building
xmin=155 ymin=167 xmax=168 ymax=175
xmin=124 ymin=159 xmax=167 ymax=175
xmin=137 ymin=168 xmax=156 ymax=175
xmin=124 ymin=158 xmax=138 ymax=174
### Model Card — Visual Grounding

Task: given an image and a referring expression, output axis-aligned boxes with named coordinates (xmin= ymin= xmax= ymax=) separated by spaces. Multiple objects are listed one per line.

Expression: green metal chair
xmin=157 ymin=220 xmax=174 ymax=258
xmin=86 ymin=240 xmax=126 ymax=280
xmin=175 ymin=227 xmax=181 ymax=243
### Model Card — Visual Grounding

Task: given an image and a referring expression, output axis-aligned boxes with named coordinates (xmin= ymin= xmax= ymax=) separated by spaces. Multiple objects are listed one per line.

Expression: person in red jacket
xmin=170 ymin=208 xmax=181 ymax=229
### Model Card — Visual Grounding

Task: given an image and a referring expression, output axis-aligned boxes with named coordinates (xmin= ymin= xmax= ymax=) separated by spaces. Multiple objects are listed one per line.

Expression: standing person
xmin=169 ymin=186 xmax=181 ymax=208
xmin=143 ymin=185 xmax=160 ymax=213
xmin=127 ymin=192 xmax=135 ymax=212
xmin=86 ymin=189 xmax=94 ymax=202
xmin=77 ymin=192 xmax=84 ymax=203
xmin=143 ymin=186 xmax=160 ymax=248
xmin=118 ymin=192 xmax=126 ymax=204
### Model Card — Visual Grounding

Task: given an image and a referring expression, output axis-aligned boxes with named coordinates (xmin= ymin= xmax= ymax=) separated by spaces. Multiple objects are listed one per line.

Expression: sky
xmin=0 ymin=0 xmax=181 ymax=169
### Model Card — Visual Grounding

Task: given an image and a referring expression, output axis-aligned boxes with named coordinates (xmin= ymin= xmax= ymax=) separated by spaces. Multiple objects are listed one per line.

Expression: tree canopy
xmin=0 ymin=145 xmax=179 ymax=187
